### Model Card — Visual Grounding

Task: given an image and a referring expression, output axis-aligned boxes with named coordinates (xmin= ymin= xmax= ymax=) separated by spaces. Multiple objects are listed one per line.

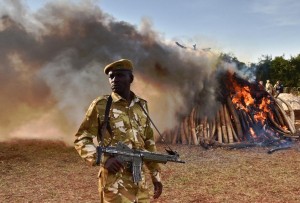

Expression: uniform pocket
xmin=98 ymin=167 xmax=106 ymax=191
xmin=99 ymin=166 xmax=121 ymax=190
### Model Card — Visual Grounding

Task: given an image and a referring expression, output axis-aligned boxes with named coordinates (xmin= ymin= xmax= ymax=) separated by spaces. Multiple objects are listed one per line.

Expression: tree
xmin=270 ymin=56 xmax=291 ymax=85
xmin=220 ymin=53 xmax=299 ymax=87
xmin=289 ymin=54 xmax=300 ymax=86
xmin=256 ymin=55 xmax=272 ymax=83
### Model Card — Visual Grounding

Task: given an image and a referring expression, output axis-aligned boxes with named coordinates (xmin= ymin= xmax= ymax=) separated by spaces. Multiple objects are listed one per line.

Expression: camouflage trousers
xmin=98 ymin=167 xmax=150 ymax=203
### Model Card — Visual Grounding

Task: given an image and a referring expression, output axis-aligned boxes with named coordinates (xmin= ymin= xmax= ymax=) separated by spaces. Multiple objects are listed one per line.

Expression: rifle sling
xmin=137 ymin=101 xmax=175 ymax=154
xmin=97 ymin=97 xmax=177 ymax=155
xmin=97 ymin=95 xmax=113 ymax=145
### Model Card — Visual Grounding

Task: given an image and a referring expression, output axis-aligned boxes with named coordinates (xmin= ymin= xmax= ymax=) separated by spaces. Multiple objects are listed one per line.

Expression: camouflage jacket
xmin=74 ymin=92 xmax=161 ymax=182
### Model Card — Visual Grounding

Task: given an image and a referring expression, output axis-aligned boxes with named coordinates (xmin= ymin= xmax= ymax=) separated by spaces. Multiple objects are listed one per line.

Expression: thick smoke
xmin=0 ymin=0 xmax=220 ymax=144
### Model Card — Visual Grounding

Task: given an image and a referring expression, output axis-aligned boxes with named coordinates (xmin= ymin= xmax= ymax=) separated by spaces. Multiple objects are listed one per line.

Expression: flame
xmin=231 ymin=85 xmax=255 ymax=112
xmin=229 ymin=73 xmax=272 ymax=125
xmin=230 ymin=74 xmax=255 ymax=113
xmin=226 ymin=72 xmax=279 ymax=142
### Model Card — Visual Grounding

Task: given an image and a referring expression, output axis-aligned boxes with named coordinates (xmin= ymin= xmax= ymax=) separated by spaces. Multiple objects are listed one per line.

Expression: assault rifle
xmin=96 ymin=142 xmax=185 ymax=183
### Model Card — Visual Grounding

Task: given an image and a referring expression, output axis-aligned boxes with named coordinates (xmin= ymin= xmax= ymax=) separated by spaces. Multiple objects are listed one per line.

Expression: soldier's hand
xmin=153 ymin=181 xmax=163 ymax=199
xmin=104 ymin=157 xmax=123 ymax=174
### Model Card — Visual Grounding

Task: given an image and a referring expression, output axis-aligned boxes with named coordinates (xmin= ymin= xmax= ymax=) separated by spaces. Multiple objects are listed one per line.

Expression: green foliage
xmin=256 ymin=55 xmax=272 ymax=82
xmin=257 ymin=54 xmax=300 ymax=87
xmin=289 ymin=54 xmax=300 ymax=86
xmin=270 ymin=56 xmax=290 ymax=85
xmin=218 ymin=52 xmax=299 ymax=87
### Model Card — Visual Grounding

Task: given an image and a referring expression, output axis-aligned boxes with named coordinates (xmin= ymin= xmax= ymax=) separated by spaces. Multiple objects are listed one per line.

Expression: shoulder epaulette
xmin=93 ymin=95 xmax=110 ymax=105
xmin=86 ymin=95 xmax=109 ymax=117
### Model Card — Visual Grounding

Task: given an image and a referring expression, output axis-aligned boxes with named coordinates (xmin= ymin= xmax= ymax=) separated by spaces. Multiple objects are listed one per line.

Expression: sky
xmin=24 ymin=0 xmax=300 ymax=63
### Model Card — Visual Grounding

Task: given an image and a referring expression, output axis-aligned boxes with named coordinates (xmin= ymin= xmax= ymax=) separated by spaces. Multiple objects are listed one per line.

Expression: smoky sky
xmin=0 ymin=0 xmax=223 ymax=143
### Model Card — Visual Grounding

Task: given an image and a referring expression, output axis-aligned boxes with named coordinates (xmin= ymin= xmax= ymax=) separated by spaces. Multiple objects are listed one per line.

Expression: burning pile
xmin=161 ymin=71 xmax=297 ymax=148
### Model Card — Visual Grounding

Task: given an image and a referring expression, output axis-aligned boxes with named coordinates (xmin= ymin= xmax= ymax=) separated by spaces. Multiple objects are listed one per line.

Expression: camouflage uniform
xmin=265 ymin=80 xmax=274 ymax=95
xmin=74 ymin=92 xmax=161 ymax=203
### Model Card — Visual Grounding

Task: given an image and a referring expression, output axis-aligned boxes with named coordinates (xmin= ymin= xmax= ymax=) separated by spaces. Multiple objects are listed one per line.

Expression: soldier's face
xmin=108 ymin=70 xmax=133 ymax=94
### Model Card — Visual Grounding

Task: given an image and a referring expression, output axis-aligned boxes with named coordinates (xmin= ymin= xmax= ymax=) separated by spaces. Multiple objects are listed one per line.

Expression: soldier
xmin=265 ymin=80 xmax=275 ymax=95
xmin=274 ymin=80 xmax=284 ymax=97
xmin=74 ymin=59 xmax=163 ymax=202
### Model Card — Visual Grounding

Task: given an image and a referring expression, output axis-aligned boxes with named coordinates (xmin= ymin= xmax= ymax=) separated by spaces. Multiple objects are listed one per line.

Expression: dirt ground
xmin=1 ymin=120 xmax=300 ymax=203
xmin=1 ymin=123 xmax=300 ymax=203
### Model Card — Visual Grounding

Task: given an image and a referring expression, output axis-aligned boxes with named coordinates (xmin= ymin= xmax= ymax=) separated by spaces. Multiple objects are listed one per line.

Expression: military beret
xmin=104 ymin=59 xmax=133 ymax=75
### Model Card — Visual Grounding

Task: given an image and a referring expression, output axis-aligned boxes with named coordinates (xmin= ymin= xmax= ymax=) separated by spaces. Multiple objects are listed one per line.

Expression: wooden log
xmin=209 ymin=118 xmax=217 ymax=144
xmin=207 ymin=119 xmax=211 ymax=140
xmin=210 ymin=119 xmax=216 ymax=140
xmin=272 ymin=110 xmax=281 ymax=126
xmin=190 ymin=107 xmax=199 ymax=145
xmin=263 ymin=125 xmax=281 ymax=142
xmin=276 ymin=97 xmax=295 ymax=125
xmin=229 ymin=115 xmax=239 ymax=142
xmin=214 ymin=142 xmax=258 ymax=149
xmin=180 ymin=120 xmax=187 ymax=144
xmin=183 ymin=116 xmax=191 ymax=144
xmin=268 ymin=94 xmax=296 ymax=134
xmin=245 ymin=107 xmax=266 ymax=140
xmin=216 ymin=110 xmax=223 ymax=143
xmin=226 ymin=96 xmax=243 ymax=140
xmin=268 ymin=145 xmax=291 ymax=154
xmin=224 ymin=104 xmax=234 ymax=143
xmin=187 ymin=117 xmax=191 ymax=144
xmin=172 ymin=125 xmax=179 ymax=144
xmin=198 ymin=121 xmax=204 ymax=142
xmin=236 ymin=109 xmax=247 ymax=134
xmin=239 ymin=110 xmax=251 ymax=141
xmin=275 ymin=100 xmax=296 ymax=134
xmin=194 ymin=105 xmax=201 ymax=127
xmin=245 ymin=111 xmax=259 ymax=141
xmin=272 ymin=105 xmax=285 ymax=127
xmin=203 ymin=116 xmax=208 ymax=139
xmin=245 ymin=106 xmax=256 ymax=127
xmin=219 ymin=105 xmax=229 ymax=143
xmin=199 ymin=119 xmax=209 ymax=149
xmin=194 ymin=107 xmax=203 ymax=145
xmin=267 ymin=112 xmax=291 ymax=134
xmin=164 ymin=129 xmax=169 ymax=143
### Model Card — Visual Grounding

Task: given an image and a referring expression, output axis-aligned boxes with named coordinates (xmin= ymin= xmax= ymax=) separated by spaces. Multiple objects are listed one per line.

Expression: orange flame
xmin=228 ymin=73 xmax=272 ymax=125
xmin=230 ymin=78 xmax=254 ymax=112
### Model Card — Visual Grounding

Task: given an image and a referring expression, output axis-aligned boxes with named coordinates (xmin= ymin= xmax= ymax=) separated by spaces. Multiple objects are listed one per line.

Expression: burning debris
xmin=161 ymin=70 xmax=297 ymax=150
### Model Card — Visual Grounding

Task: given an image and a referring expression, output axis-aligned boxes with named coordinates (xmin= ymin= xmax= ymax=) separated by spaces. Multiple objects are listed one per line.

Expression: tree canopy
xmin=258 ymin=54 xmax=300 ymax=87
xmin=220 ymin=53 xmax=300 ymax=87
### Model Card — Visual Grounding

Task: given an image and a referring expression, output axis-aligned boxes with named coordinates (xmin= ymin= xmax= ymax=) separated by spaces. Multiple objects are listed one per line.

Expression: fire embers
xmin=160 ymin=71 xmax=297 ymax=149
